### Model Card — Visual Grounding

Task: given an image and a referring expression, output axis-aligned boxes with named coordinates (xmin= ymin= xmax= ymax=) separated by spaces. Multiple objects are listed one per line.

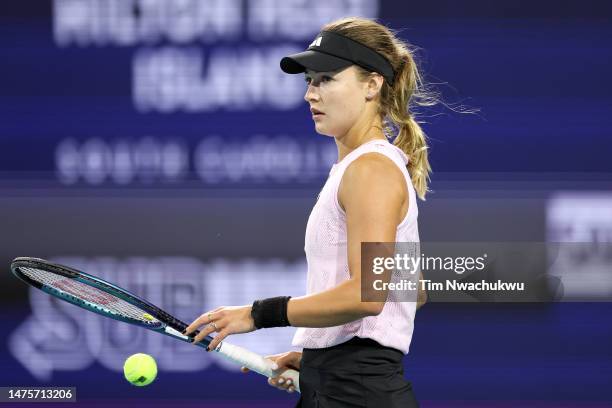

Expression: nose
xmin=304 ymin=84 xmax=320 ymax=103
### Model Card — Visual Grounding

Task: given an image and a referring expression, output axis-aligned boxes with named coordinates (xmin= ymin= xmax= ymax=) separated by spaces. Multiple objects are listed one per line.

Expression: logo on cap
xmin=309 ymin=36 xmax=322 ymax=48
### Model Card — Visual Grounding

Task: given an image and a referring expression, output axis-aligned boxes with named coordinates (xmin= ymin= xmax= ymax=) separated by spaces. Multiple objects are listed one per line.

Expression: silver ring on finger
xmin=209 ymin=322 xmax=218 ymax=331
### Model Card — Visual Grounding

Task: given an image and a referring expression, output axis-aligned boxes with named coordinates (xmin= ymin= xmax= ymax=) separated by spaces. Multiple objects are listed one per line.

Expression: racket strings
xmin=19 ymin=266 xmax=159 ymax=325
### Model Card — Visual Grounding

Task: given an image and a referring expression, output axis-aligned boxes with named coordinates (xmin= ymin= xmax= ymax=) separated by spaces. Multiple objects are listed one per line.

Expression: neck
xmin=335 ymin=114 xmax=386 ymax=162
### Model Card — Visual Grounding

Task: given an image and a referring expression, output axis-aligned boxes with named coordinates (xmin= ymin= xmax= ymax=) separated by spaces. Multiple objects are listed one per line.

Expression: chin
xmin=314 ymin=124 xmax=335 ymax=138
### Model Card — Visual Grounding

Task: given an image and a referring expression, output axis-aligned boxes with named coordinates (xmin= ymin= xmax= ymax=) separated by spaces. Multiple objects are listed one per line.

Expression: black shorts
xmin=296 ymin=337 xmax=419 ymax=408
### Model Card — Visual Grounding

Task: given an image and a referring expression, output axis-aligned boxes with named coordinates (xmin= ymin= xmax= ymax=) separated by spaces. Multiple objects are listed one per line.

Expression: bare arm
xmin=287 ymin=152 xmax=407 ymax=327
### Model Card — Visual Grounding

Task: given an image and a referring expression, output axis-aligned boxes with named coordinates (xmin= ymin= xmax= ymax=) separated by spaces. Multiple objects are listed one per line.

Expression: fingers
xmin=185 ymin=306 xmax=256 ymax=350
xmin=189 ymin=319 xmax=221 ymax=346
xmin=206 ymin=330 xmax=229 ymax=352
xmin=186 ymin=308 xmax=229 ymax=350
xmin=191 ymin=322 xmax=226 ymax=350
xmin=262 ymin=352 xmax=299 ymax=393
xmin=185 ymin=308 xmax=223 ymax=336
xmin=268 ymin=375 xmax=296 ymax=393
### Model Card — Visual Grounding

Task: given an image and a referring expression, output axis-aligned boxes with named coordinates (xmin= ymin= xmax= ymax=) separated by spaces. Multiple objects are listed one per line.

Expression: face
xmin=304 ymin=66 xmax=369 ymax=138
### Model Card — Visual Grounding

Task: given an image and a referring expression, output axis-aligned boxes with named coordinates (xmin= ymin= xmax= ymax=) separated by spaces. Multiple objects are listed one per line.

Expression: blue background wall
xmin=1 ymin=1 xmax=611 ymax=406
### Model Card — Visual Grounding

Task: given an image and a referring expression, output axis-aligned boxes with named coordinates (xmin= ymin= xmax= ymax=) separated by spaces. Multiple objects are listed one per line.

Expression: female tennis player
xmin=185 ymin=17 xmax=432 ymax=407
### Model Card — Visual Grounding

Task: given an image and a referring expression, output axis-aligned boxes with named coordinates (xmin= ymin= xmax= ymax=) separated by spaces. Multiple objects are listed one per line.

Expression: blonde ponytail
xmin=393 ymin=116 xmax=431 ymax=200
xmin=386 ymin=49 xmax=435 ymax=200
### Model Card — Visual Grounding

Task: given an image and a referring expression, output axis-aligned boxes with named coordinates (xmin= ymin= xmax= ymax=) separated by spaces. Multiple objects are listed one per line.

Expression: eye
xmin=321 ymin=75 xmax=332 ymax=82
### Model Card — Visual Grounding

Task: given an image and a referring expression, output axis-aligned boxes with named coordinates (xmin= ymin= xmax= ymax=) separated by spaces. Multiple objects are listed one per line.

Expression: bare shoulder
xmin=339 ymin=152 xmax=407 ymax=210
xmin=344 ymin=152 xmax=404 ymax=182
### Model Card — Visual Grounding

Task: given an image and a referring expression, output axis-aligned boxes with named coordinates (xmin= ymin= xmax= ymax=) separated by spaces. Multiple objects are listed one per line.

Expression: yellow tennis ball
xmin=123 ymin=353 xmax=157 ymax=386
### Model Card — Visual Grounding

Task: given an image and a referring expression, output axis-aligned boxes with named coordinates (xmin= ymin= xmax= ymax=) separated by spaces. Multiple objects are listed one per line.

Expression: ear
xmin=365 ymin=73 xmax=384 ymax=101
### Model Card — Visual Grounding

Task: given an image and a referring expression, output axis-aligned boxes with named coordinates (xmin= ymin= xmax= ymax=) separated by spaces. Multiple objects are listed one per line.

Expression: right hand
xmin=241 ymin=351 xmax=302 ymax=393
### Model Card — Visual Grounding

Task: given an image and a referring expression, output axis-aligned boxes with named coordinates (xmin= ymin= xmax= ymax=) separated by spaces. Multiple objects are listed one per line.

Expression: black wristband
xmin=251 ymin=296 xmax=292 ymax=329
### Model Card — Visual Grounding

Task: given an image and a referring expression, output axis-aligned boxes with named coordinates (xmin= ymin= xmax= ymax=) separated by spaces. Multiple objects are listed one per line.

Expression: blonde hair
xmin=322 ymin=17 xmax=437 ymax=200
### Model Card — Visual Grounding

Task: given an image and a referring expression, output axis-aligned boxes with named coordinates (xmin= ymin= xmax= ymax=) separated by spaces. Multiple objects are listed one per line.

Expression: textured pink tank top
xmin=292 ymin=139 xmax=420 ymax=354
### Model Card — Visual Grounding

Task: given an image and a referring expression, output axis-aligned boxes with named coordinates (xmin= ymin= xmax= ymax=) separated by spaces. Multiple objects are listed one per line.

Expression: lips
xmin=310 ymin=107 xmax=324 ymax=116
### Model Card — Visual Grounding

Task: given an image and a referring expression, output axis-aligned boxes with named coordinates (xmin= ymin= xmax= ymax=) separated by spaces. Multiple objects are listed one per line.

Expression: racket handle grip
xmin=216 ymin=342 xmax=301 ymax=393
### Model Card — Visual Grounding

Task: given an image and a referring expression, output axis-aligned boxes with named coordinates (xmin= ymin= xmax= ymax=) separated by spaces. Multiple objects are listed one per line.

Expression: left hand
xmin=184 ymin=305 xmax=256 ymax=351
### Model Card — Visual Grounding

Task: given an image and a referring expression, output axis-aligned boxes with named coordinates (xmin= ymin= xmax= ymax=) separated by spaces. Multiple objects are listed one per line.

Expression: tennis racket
xmin=10 ymin=257 xmax=300 ymax=391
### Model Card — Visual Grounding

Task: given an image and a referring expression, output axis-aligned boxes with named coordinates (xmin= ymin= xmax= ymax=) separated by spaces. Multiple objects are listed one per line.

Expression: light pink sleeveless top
xmin=292 ymin=139 xmax=419 ymax=354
